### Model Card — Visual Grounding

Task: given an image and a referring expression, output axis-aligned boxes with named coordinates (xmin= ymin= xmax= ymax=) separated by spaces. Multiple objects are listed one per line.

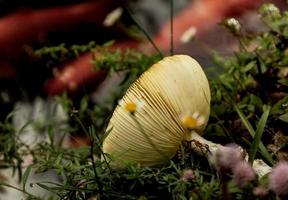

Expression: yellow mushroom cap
xmin=102 ymin=55 xmax=211 ymax=166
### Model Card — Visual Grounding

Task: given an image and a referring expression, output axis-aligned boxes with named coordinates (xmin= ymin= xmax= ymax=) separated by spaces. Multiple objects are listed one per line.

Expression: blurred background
xmin=0 ymin=0 xmax=286 ymax=119
xmin=0 ymin=0 xmax=287 ymax=199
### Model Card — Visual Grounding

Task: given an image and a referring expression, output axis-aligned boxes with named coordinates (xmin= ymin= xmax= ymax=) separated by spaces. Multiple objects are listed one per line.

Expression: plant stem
xmin=188 ymin=131 xmax=271 ymax=178
xmin=170 ymin=0 xmax=174 ymax=56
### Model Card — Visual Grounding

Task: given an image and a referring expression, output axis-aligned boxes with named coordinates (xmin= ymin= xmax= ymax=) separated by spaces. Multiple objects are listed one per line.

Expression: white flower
xmin=180 ymin=112 xmax=205 ymax=129
xmin=103 ymin=7 xmax=123 ymax=27
xmin=262 ymin=4 xmax=280 ymax=15
xmin=180 ymin=26 xmax=197 ymax=44
xmin=226 ymin=18 xmax=241 ymax=33
xmin=119 ymin=99 xmax=145 ymax=114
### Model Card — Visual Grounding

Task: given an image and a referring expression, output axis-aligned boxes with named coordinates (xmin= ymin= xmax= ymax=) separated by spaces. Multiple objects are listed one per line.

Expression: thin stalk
xmin=124 ymin=4 xmax=163 ymax=58
xmin=170 ymin=0 xmax=174 ymax=56
xmin=73 ymin=114 xmax=111 ymax=172
xmin=0 ymin=182 xmax=39 ymax=198
xmin=72 ymin=114 xmax=112 ymax=194
xmin=88 ymin=126 xmax=102 ymax=194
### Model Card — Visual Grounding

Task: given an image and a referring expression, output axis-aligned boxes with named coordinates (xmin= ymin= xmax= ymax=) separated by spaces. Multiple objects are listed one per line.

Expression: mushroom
xmin=102 ymin=55 xmax=271 ymax=177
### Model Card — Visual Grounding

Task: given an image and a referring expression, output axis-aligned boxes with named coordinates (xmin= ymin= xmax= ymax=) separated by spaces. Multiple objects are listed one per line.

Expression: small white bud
xmin=180 ymin=27 xmax=197 ymax=44
xmin=103 ymin=7 xmax=123 ymax=27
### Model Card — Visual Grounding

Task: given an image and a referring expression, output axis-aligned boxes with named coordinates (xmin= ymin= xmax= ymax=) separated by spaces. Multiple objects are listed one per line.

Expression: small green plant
xmin=207 ymin=3 xmax=288 ymax=164
xmin=1 ymin=2 xmax=288 ymax=200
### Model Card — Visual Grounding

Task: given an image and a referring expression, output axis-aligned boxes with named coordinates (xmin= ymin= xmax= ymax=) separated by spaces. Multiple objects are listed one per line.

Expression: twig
xmin=189 ymin=131 xmax=272 ymax=178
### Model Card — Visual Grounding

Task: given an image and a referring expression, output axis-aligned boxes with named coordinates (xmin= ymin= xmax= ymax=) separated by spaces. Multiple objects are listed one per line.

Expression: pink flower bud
xmin=217 ymin=144 xmax=243 ymax=170
xmin=269 ymin=162 xmax=288 ymax=196
xmin=253 ymin=186 xmax=269 ymax=197
xmin=232 ymin=161 xmax=256 ymax=187
xmin=181 ymin=169 xmax=195 ymax=181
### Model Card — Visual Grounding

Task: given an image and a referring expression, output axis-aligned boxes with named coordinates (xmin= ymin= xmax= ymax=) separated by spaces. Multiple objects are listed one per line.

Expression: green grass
xmin=1 ymin=2 xmax=288 ymax=200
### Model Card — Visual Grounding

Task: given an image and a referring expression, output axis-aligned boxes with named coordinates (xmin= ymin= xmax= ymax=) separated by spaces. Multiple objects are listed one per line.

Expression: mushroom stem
xmin=189 ymin=131 xmax=271 ymax=178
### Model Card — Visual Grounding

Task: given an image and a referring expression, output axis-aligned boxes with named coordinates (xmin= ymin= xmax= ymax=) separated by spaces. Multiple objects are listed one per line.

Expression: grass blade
xmin=0 ymin=182 xmax=39 ymax=198
xmin=248 ymin=105 xmax=271 ymax=164
xmin=22 ymin=164 xmax=33 ymax=192
xmin=234 ymin=105 xmax=273 ymax=165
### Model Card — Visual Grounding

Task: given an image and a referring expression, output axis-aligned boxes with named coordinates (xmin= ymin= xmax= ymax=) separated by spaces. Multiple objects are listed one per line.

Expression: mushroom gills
xmin=103 ymin=55 xmax=211 ymax=166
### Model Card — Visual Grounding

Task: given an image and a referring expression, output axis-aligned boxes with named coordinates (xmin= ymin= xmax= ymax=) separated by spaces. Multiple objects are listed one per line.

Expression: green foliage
xmin=207 ymin=3 xmax=288 ymax=157
xmin=234 ymin=105 xmax=273 ymax=164
xmin=1 ymin=2 xmax=288 ymax=200
xmin=34 ymin=41 xmax=100 ymax=65
xmin=92 ymin=47 xmax=160 ymax=74
xmin=0 ymin=113 xmax=24 ymax=180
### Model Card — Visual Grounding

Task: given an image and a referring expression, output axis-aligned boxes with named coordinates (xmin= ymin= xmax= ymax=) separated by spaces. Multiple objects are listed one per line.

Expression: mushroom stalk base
xmin=189 ymin=131 xmax=272 ymax=178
